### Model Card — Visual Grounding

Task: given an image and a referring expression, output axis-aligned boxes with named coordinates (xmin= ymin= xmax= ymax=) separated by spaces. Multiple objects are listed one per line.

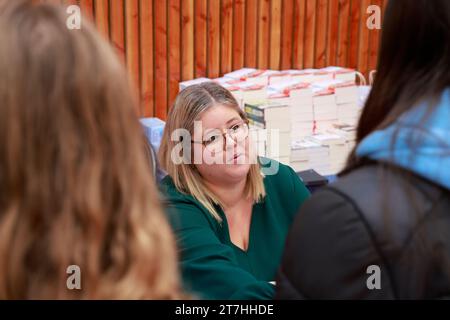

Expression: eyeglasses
xmin=192 ymin=120 xmax=249 ymax=150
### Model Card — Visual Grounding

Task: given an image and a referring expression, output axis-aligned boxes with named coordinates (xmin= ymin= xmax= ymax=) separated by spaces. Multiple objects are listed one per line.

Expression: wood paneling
xmin=35 ymin=0 xmax=386 ymax=119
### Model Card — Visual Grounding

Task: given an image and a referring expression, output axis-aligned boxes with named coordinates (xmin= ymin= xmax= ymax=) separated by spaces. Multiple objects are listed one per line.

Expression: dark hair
xmin=342 ymin=0 xmax=450 ymax=283
xmin=345 ymin=0 xmax=450 ymax=170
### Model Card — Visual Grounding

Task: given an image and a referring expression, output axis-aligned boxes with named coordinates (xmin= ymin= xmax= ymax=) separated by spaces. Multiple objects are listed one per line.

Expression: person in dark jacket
xmin=276 ymin=0 xmax=450 ymax=299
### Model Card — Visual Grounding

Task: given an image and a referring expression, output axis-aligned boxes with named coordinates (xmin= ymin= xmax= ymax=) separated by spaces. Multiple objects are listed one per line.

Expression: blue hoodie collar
xmin=356 ymin=89 xmax=450 ymax=190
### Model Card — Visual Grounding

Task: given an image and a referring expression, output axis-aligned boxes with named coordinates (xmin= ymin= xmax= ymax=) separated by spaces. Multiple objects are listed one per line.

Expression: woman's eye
xmin=231 ymin=124 xmax=240 ymax=132
xmin=205 ymin=135 xmax=218 ymax=144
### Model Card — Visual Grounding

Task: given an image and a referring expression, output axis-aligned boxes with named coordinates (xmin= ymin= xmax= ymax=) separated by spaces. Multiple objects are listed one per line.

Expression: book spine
xmin=244 ymin=103 xmax=265 ymax=118
xmin=247 ymin=116 xmax=266 ymax=129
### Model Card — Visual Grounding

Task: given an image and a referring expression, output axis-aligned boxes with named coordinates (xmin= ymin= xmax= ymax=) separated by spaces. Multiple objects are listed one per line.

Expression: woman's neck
xmin=205 ymin=178 xmax=248 ymax=209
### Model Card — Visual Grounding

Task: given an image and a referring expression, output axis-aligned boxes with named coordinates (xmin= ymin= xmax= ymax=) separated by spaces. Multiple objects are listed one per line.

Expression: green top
xmin=159 ymin=158 xmax=310 ymax=300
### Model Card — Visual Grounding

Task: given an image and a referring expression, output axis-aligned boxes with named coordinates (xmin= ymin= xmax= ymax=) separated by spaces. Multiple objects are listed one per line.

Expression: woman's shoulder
xmin=259 ymin=157 xmax=294 ymax=181
xmin=259 ymin=157 xmax=310 ymax=216
xmin=159 ymin=175 xmax=219 ymax=230
xmin=259 ymin=157 xmax=306 ymax=193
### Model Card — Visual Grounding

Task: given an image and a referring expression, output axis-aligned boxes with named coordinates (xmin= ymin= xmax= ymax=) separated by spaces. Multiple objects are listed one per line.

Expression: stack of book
xmin=334 ymin=81 xmax=360 ymax=126
xmin=178 ymin=66 xmax=368 ymax=173
xmin=328 ymin=122 xmax=358 ymax=158
xmin=224 ymin=68 xmax=262 ymax=82
xmin=285 ymin=69 xmax=315 ymax=83
xmin=291 ymin=139 xmax=331 ymax=175
xmin=290 ymin=140 xmax=317 ymax=172
xmin=238 ymin=82 xmax=267 ymax=106
xmin=312 ymin=87 xmax=338 ymax=133
xmin=245 ymin=101 xmax=291 ymax=165
xmin=140 ymin=117 xmax=166 ymax=152
xmin=307 ymin=133 xmax=347 ymax=175
xmin=269 ymin=80 xmax=314 ymax=140
xmin=313 ymin=79 xmax=360 ymax=126
xmin=321 ymin=66 xmax=356 ymax=82
xmin=266 ymin=71 xmax=291 ymax=85
xmin=244 ymin=69 xmax=288 ymax=86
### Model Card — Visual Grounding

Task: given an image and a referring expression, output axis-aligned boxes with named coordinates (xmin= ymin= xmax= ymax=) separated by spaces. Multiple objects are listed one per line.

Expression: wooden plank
xmin=207 ymin=0 xmax=220 ymax=78
xmin=326 ymin=0 xmax=339 ymax=66
xmin=168 ymin=0 xmax=181 ymax=107
xmin=139 ymin=0 xmax=154 ymax=117
xmin=61 ymin=0 xmax=79 ymax=6
xmin=232 ymin=0 xmax=246 ymax=71
xmin=281 ymin=0 xmax=294 ymax=70
xmin=257 ymin=0 xmax=270 ymax=69
xmin=303 ymin=0 xmax=316 ymax=68
xmin=269 ymin=0 xmax=281 ymax=70
xmin=368 ymin=0 xmax=382 ymax=73
xmin=292 ymin=0 xmax=306 ymax=69
xmin=110 ymin=0 xmax=125 ymax=62
xmin=194 ymin=0 xmax=207 ymax=78
xmin=357 ymin=0 xmax=370 ymax=77
xmin=348 ymin=0 xmax=360 ymax=69
xmin=220 ymin=0 xmax=233 ymax=74
xmin=314 ymin=0 xmax=327 ymax=68
xmin=245 ymin=0 xmax=258 ymax=68
xmin=125 ymin=0 xmax=140 ymax=95
xmin=336 ymin=0 xmax=350 ymax=66
xmin=155 ymin=0 xmax=168 ymax=119
xmin=94 ymin=0 xmax=109 ymax=40
xmin=80 ymin=0 xmax=94 ymax=22
xmin=181 ymin=0 xmax=194 ymax=81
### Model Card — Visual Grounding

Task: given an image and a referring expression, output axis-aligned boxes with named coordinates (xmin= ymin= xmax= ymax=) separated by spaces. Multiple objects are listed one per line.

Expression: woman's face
xmin=192 ymin=104 xmax=253 ymax=186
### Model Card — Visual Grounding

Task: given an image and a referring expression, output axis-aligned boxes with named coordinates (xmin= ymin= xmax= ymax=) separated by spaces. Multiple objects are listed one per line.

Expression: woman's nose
xmin=224 ymin=134 xmax=236 ymax=149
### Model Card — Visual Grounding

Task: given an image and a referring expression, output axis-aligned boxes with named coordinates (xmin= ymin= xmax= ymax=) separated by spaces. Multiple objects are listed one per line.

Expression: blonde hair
xmin=159 ymin=82 xmax=266 ymax=222
xmin=0 ymin=0 xmax=184 ymax=299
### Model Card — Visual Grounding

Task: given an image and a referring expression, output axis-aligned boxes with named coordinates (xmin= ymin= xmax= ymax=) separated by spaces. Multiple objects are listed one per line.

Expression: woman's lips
xmin=229 ymin=153 xmax=243 ymax=164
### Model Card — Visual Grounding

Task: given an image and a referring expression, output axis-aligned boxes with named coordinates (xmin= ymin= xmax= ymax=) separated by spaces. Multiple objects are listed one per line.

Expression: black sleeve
xmin=276 ymin=188 xmax=396 ymax=299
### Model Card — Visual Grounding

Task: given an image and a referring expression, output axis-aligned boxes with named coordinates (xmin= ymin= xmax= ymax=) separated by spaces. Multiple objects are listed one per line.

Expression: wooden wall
xmin=37 ymin=0 xmax=387 ymax=119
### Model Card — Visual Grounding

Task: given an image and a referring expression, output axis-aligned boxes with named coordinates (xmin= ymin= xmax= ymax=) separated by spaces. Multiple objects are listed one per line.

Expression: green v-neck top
xmin=159 ymin=158 xmax=310 ymax=300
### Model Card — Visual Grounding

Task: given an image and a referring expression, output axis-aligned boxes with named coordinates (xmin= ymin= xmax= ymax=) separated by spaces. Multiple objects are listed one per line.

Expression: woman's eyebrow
xmin=203 ymin=117 xmax=241 ymax=133
xmin=225 ymin=117 xmax=241 ymax=125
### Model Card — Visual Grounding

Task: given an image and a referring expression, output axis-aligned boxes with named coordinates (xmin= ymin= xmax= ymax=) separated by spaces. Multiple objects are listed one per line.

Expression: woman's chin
xmin=223 ymin=163 xmax=250 ymax=181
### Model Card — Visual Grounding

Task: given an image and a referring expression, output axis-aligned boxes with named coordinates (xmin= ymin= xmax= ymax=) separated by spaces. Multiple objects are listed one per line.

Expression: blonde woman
xmin=0 ymin=0 xmax=183 ymax=299
xmin=159 ymin=82 xmax=310 ymax=299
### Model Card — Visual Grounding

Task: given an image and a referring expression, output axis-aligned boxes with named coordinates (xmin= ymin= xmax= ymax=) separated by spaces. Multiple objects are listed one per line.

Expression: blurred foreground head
xmin=0 ymin=0 xmax=183 ymax=299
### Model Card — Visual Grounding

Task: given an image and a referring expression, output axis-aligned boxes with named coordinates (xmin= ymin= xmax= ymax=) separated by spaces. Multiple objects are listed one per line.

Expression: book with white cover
xmin=224 ymin=68 xmax=263 ymax=81
xmin=268 ymin=79 xmax=304 ymax=93
xmin=246 ymin=70 xmax=283 ymax=86
xmin=213 ymin=77 xmax=242 ymax=85
xmin=328 ymin=123 xmax=357 ymax=141
xmin=312 ymin=88 xmax=336 ymax=106
xmin=313 ymin=79 xmax=358 ymax=104
xmin=239 ymin=83 xmax=267 ymax=104
xmin=285 ymin=69 xmax=316 ymax=83
xmin=338 ymin=102 xmax=360 ymax=118
xmin=315 ymin=120 xmax=338 ymax=133
xmin=321 ymin=66 xmax=356 ymax=83
xmin=307 ymin=133 xmax=346 ymax=146
xmin=267 ymin=72 xmax=291 ymax=85
xmin=245 ymin=100 xmax=291 ymax=131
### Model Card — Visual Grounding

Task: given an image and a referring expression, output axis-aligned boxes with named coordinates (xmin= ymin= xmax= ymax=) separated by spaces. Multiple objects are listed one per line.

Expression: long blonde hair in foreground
xmin=0 ymin=0 xmax=183 ymax=299
xmin=159 ymin=82 xmax=266 ymax=222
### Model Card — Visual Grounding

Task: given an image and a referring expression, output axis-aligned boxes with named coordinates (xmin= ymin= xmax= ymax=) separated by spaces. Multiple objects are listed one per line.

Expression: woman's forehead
xmin=198 ymin=104 xmax=241 ymax=129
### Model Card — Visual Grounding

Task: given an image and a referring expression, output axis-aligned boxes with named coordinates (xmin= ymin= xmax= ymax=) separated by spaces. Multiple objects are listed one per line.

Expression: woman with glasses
xmin=158 ymin=82 xmax=310 ymax=299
